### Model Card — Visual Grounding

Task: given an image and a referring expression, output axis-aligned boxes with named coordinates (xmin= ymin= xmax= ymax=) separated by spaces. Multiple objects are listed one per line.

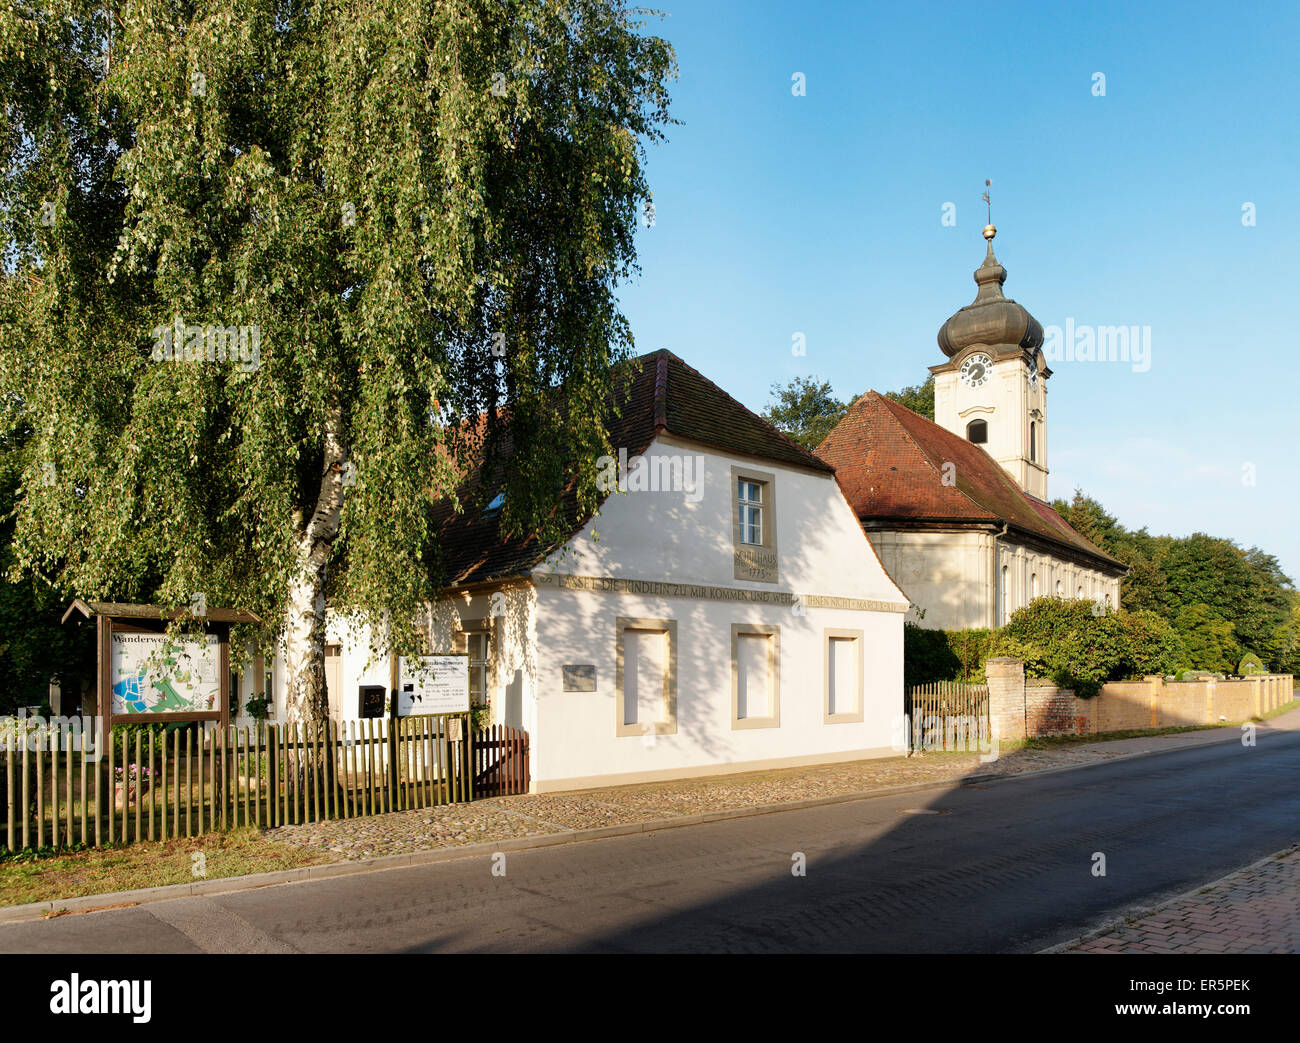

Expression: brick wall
xmin=986 ymin=662 xmax=1295 ymax=741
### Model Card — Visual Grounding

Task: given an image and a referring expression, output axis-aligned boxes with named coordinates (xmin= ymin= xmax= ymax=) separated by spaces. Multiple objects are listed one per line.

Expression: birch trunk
xmin=282 ymin=410 xmax=348 ymax=726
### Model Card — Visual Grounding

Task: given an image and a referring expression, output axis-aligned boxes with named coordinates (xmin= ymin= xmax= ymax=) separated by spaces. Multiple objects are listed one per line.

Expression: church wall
xmin=993 ymin=541 xmax=1123 ymax=624
xmin=865 ymin=529 xmax=996 ymax=631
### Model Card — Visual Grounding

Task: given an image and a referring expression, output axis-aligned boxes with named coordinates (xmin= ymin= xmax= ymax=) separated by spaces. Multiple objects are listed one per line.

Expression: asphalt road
xmin=3 ymin=728 xmax=1298 ymax=953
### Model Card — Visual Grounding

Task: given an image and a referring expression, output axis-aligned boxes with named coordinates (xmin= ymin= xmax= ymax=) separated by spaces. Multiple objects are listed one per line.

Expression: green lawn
xmin=0 ymin=829 xmax=336 ymax=909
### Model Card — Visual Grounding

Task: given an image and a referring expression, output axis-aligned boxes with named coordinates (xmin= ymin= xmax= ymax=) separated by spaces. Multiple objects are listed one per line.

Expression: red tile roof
xmin=435 ymin=350 xmax=831 ymax=586
xmin=816 ymin=392 xmax=1124 ymax=572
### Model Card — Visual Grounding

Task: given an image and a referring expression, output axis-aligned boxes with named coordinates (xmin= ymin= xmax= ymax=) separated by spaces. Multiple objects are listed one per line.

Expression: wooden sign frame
xmin=99 ymin=617 xmax=232 ymax=729
xmin=63 ymin=600 xmax=259 ymax=729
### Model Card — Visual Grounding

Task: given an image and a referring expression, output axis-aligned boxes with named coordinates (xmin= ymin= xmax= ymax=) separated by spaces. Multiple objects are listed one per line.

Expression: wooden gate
xmin=472 ymin=724 xmax=530 ymax=797
xmin=905 ymin=681 xmax=991 ymax=753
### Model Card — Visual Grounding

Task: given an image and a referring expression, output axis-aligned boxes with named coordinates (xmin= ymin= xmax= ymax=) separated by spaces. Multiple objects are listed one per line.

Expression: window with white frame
xmin=738 ymin=479 xmax=764 ymax=545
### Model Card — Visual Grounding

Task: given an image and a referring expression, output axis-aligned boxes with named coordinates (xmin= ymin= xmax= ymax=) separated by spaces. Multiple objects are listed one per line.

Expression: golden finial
xmin=981 ymin=178 xmax=995 ymax=240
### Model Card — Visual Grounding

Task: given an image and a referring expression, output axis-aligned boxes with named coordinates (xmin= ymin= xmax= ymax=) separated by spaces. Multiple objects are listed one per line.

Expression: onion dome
xmin=937 ymin=225 xmax=1043 ymax=358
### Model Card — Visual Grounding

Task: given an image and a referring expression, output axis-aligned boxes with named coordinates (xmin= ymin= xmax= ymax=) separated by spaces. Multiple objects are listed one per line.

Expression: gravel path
xmin=264 ymin=742 xmax=1127 ymax=860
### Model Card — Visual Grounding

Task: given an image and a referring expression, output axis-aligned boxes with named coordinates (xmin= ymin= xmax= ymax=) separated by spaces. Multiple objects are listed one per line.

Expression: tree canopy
xmin=0 ymin=0 xmax=676 ymax=721
xmin=760 ymin=376 xmax=846 ymax=450
xmin=1053 ymin=491 xmax=1299 ymax=673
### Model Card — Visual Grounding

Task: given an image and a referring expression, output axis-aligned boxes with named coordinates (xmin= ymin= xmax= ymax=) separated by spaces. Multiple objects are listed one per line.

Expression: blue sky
xmin=615 ymin=0 xmax=1300 ymax=581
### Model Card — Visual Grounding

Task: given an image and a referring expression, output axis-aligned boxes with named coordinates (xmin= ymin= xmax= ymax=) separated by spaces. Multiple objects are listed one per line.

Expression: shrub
xmin=1237 ymin=652 xmax=1266 ymax=676
xmin=991 ymin=597 xmax=1186 ymax=698
xmin=903 ymin=624 xmax=996 ymax=687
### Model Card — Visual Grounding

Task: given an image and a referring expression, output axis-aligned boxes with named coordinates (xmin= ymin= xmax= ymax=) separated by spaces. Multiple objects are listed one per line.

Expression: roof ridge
xmin=663 ymin=353 xmax=835 ymax=473
xmin=653 ymin=354 xmax=668 ymax=431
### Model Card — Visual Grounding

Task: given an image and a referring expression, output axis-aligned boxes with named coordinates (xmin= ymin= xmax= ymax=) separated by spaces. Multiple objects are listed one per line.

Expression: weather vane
xmin=981 ymin=178 xmax=995 ymax=240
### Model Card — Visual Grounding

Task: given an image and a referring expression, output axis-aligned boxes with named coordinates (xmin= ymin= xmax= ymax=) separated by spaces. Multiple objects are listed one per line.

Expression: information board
xmin=110 ymin=632 xmax=221 ymax=715
xmin=396 ymin=654 xmax=471 ymax=716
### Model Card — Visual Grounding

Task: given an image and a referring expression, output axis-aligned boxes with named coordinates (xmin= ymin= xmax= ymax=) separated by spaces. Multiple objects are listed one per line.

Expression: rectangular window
xmin=731 ymin=623 xmax=780 ymax=729
xmin=731 ymin=466 xmax=779 ymax=583
xmin=738 ymin=479 xmax=763 ymax=545
xmin=824 ymin=629 xmax=864 ymax=723
xmin=454 ymin=624 xmax=490 ymax=707
xmin=615 ymin=617 xmax=677 ymax=737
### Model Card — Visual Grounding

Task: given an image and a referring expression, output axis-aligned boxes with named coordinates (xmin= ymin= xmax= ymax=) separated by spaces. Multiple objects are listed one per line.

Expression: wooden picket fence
xmin=905 ymin=681 xmax=991 ymax=752
xmin=1 ymin=715 xmax=531 ymax=852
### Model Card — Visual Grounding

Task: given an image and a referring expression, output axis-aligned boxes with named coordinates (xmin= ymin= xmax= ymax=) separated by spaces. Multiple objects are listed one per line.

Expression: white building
xmin=267 ymin=350 xmax=909 ymax=791
xmin=817 ymin=226 xmax=1126 ymax=630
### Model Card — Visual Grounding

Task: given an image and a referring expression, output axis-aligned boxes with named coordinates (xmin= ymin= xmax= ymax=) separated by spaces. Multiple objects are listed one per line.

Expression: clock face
xmin=1027 ymin=357 xmax=1039 ymax=388
xmin=959 ymin=352 xmax=993 ymax=388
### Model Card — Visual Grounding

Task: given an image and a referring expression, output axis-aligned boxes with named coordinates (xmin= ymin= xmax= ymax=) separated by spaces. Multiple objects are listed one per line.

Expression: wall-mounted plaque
xmin=562 ymin=665 xmax=597 ymax=692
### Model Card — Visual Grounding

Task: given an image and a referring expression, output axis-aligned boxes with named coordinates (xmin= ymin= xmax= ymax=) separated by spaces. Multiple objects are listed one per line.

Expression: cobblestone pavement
xmin=263 ymin=740 xmax=1129 ymax=860
xmin=1067 ymin=847 xmax=1300 ymax=954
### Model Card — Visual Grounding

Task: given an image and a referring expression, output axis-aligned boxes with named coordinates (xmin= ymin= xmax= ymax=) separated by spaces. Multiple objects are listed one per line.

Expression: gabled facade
xmin=269 ymin=350 xmax=910 ymax=791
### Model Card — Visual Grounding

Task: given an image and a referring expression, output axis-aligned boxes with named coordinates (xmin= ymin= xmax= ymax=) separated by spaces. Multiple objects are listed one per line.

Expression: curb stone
xmin=0 ymin=720 xmax=1293 ymax=926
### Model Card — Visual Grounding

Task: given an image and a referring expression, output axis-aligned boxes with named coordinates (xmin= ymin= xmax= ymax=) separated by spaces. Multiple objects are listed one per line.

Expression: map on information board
xmin=111 ymin=632 xmax=221 ymax=715
xmin=397 ymin=655 xmax=470 ymax=716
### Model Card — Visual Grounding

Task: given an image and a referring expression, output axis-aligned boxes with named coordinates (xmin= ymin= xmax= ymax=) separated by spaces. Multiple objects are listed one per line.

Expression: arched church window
xmin=1030 ymin=573 xmax=1039 ymax=601
xmin=999 ymin=565 xmax=1010 ymax=624
xmin=1029 ymin=422 xmax=1037 ymax=462
xmin=967 ymin=419 xmax=988 ymax=444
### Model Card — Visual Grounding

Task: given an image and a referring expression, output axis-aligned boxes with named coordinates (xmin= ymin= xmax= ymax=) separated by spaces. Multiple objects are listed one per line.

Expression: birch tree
xmin=0 ymin=0 xmax=675 ymax=723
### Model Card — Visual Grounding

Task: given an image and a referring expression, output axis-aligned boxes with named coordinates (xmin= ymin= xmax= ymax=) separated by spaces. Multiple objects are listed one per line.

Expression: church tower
xmin=930 ymin=223 xmax=1050 ymax=500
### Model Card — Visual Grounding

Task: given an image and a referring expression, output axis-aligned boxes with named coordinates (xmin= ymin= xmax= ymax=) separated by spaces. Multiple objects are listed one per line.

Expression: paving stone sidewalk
xmin=1066 ymin=847 xmax=1300 ymax=954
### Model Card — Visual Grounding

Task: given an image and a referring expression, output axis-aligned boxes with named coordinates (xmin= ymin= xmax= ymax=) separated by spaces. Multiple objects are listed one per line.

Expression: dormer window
xmin=967 ymin=419 xmax=988 ymax=444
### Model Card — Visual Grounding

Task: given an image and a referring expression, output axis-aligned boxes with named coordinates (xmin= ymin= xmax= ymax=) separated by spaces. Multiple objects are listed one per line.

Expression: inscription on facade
xmin=733 ymin=545 xmax=778 ymax=584
xmin=530 ymin=572 xmax=908 ymax=613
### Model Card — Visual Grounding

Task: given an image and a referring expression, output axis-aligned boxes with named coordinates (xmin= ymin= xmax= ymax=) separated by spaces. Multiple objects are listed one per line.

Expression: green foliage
xmin=902 ymin=624 xmax=995 ymax=687
xmin=243 ymin=693 xmax=272 ymax=722
xmin=1237 ymin=652 xmax=1265 ymax=676
xmin=762 ymin=373 xmax=936 ymax=453
xmin=882 ymin=376 xmax=935 ymax=421
xmin=1052 ymin=491 xmax=1298 ymax=672
xmin=0 ymin=843 xmax=92 ymax=865
xmin=0 ymin=0 xmax=677 ymax=720
xmin=1172 ymin=604 xmax=1240 ymax=674
xmin=990 ymin=597 xmax=1186 ymax=698
xmin=0 ymin=431 xmax=94 ymax=714
xmin=108 ymin=721 xmax=174 ymax=756
xmin=761 ymin=377 xmax=847 ymax=451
